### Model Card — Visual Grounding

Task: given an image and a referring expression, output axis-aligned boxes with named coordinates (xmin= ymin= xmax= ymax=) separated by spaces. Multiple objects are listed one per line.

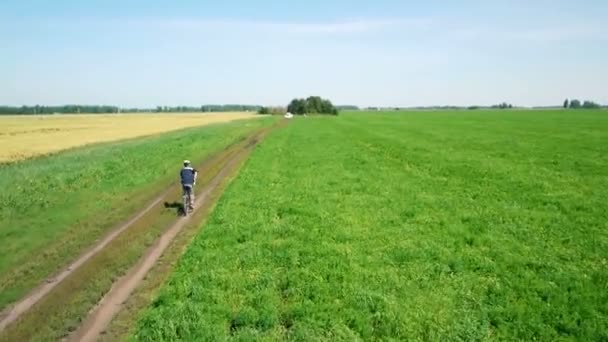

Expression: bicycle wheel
xmin=183 ymin=195 xmax=189 ymax=215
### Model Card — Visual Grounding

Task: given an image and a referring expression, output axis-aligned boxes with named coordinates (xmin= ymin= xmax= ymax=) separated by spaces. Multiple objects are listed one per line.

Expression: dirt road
xmin=0 ymin=122 xmax=281 ymax=339
xmin=70 ymin=136 xmax=260 ymax=341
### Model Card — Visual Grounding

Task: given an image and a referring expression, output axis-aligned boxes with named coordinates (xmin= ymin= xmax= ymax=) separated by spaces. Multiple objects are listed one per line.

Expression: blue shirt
xmin=180 ymin=166 xmax=197 ymax=185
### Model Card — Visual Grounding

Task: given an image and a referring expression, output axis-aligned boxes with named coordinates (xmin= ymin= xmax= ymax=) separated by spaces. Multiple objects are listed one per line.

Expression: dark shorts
xmin=182 ymin=184 xmax=193 ymax=196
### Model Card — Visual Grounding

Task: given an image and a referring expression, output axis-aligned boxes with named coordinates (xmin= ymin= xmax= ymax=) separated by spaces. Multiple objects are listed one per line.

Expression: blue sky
xmin=1 ymin=0 xmax=607 ymax=107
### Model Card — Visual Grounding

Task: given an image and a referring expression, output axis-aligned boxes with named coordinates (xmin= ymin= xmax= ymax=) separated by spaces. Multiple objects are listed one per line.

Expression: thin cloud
xmin=179 ymin=18 xmax=606 ymax=42
xmin=117 ymin=17 xmax=433 ymax=35
xmin=441 ymin=22 xmax=608 ymax=43
xmin=40 ymin=15 xmax=608 ymax=43
xmin=505 ymin=24 xmax=608 ymax=42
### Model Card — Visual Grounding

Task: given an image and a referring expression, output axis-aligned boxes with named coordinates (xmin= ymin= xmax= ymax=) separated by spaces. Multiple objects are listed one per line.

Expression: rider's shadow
xmin=164 ymin=202 xmax=186 ymax=216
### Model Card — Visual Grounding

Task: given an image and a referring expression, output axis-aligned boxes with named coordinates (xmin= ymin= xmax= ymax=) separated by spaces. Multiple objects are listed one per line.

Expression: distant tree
xmin=270 ymin=106 xmax=287 ymax=115
xmin=287 ymin=98 xmax=307 ymax=115
xmin=582 ymin=100 xmax=600 ymax=109
xmin=287 ymin=96 xmax=338 ymax=115
xmin=0 ymin=104 xmax=264 ymax=115
xmin=303 ymin=96 xmax=323 ymax=113
xmin=258 ymin=107 xmax=270 ymax=114
xmin=492 ymin=102 xmax=513 ymax=109
xmin=563 ymin=99 xmax=569 ymax=109
xmin=336 ymin=105 xmax=359 ymax=111
xmin=569 ymin=99 xmax=581 ymax=109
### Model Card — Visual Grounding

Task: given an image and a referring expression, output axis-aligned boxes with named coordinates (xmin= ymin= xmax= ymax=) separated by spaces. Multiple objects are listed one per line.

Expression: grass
xmin=132 ymin=110 xmax=608 ymax=341
xmin=0 ymin=117 xmax=274 ymax=310
xmin=0 ymin=112 xmax=258 ymax=162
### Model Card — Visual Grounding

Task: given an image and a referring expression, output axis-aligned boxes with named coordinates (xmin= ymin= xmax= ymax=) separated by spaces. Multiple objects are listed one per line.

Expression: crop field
xmin=0 ymin=117 xmax=273 ymax=312
xmin=133 ymin=110 xmax=608 ymax=340
xmin=0 ymin=112 xmax=258 ymax=162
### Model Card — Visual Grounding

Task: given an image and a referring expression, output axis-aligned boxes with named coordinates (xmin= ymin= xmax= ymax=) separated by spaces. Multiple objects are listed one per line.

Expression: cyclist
xmin=180 ymin=160 xmax=198 ymax=210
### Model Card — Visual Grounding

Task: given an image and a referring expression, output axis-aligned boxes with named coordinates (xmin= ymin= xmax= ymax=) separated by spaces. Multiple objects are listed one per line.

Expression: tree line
xmin=0 ymin=105 xmax=120 ymax=115
xmin=563 ymin=99 xmax=601 ymax=109
xmin=257 ymin=106 xmax=287 ymax=115
xmin=491 ymin=102 xmax=513 ymax=109
xmin=0 ymin=104 xmax=263 ymax=115
xmin=3 ymin=99 xmax=603 ymax=116
xmin=336 ymin=105 xmax=359 ymax=110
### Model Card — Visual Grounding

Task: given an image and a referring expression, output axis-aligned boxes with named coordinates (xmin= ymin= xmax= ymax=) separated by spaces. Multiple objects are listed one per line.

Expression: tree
xmin=563 ymin=99 xmax=569 ymax=109
xmin=569 ymin=99 xmax=581 ymax=109
xmin=492 ymin=102 xmax=513 ymax=109
xmin=287 ymin=96 xmax=338 ymax=115
xmin=582 ymin=100 xmax=600 ymax=109
xmin=287 ymin=98 xmax=307 ymax=115
xmin=258 ymin=107 xmax=270 ymax=114
xmin=336 ymin=105 xmax=359 ymax=111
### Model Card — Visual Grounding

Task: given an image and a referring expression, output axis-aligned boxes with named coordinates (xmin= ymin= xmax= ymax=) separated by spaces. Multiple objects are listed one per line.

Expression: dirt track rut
xmin=69 ymin=125 xmax=277 ymax=341
xmin=0 ymin=186 xmax=173 ymax=332
xmin=70 ymin=142 xmax=252 ymax=341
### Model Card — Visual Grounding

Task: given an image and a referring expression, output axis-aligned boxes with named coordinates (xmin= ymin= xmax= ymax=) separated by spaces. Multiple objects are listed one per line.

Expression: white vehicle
xmin=284 ymin=112 xmax=294 ymax=119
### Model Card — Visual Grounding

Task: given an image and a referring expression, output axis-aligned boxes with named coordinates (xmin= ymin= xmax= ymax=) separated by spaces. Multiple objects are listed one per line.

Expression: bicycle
xmin=182 ymin=184 xmax=194 ymax=216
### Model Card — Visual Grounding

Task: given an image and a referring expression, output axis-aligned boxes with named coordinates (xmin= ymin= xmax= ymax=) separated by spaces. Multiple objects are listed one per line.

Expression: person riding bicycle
xmin=180 ymin=160 xmax=198 ymax=210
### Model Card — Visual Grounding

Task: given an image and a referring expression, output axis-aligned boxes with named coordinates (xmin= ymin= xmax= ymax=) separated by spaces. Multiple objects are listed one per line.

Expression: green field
xmin=0 ymin=117 xmax=273 ymax=310
xmin=133 ymin=110 xmax=608 ymax=340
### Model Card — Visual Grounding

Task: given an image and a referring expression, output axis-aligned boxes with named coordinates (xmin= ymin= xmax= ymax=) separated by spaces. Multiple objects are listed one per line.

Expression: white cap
xmin=183 ymin=160 xmax=191 ymax=164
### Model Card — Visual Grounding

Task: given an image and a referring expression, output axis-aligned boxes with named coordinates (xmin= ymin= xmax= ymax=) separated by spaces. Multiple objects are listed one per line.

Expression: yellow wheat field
xmin=0 ymin=112 xmax=259 ymax=162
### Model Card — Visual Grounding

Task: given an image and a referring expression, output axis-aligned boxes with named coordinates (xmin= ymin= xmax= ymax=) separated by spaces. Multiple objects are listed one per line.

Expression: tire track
xmin=0 ymin=187 xmax=174 ymax=332
xmin=68 ymin=126 xmax=276 ymax=341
